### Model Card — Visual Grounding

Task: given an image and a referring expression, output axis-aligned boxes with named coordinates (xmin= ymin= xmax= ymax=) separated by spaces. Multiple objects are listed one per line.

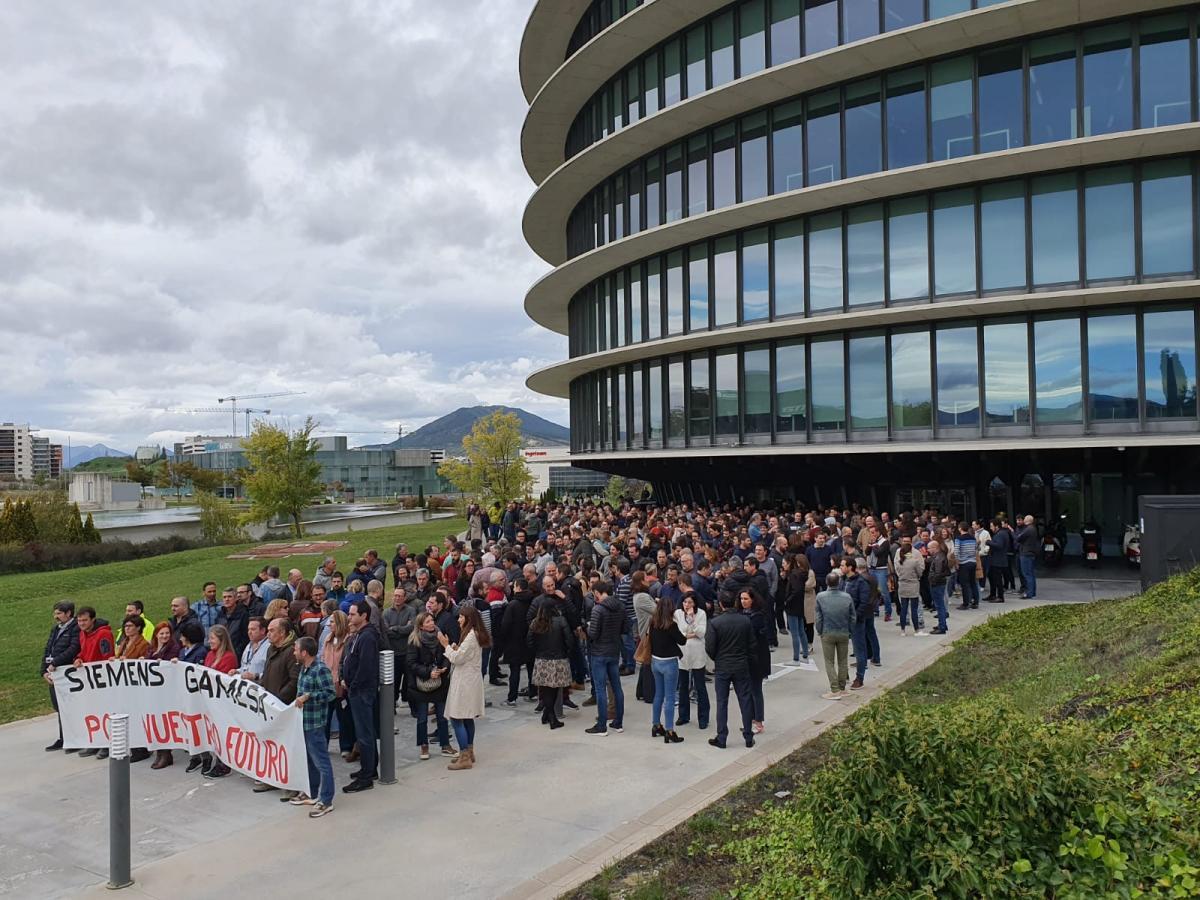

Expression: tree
xmin=188 ymin=466 xmax=226 ymax=495
xmin=417 ymin=484 xmax=425 ymax=508
xmin=197 ymin=490 xmax=248 ymax=544
xmin=156 ymin=459 xmax=197 ymax=499
xmin=124 ymin=461 xmax=157 ymax=497
xmin=65 ymin=503 xmax=86 ymax=544
xmin=13 ymin=500 xmax=38 ymax=542
xmin=437 ymin=411 xmax=534 ymax=505
xmin=605 ymin=475 xmax=627 ymax=508
xmin=0 ymin=498 xmax=16 ymax=543
xmin=82 ymin=512 xmax=101 ymax=544
xmin=241 ymin=417 xmax=324 ymax=538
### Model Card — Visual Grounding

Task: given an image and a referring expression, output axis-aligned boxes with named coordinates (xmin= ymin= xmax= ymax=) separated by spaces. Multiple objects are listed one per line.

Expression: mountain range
xmin=377 ymin=406 xmax=569 ymax=450
xmin=66 ymin=443 xmax=131 ymax=468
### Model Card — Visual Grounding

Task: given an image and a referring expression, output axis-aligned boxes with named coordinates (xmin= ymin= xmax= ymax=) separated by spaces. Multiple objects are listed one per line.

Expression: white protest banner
xmin=53 ymin=659 xmax=306 ymax=792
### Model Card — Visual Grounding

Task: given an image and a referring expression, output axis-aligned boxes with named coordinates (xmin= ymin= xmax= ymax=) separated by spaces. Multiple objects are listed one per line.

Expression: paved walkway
xmin=0 ymin=575 xmax=1137 ymax=900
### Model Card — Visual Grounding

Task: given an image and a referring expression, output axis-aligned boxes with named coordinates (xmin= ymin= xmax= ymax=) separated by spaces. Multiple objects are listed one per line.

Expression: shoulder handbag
xmin=415 ymin=671 xmax=442 ymax=692
xmin=634 ymin=633 xmax=652 ymax=665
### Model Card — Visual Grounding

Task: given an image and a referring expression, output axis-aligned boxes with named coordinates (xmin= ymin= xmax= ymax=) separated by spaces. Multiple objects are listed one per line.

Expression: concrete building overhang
xmin=524 ymin=123 xmax=1200 ymax=336
xmin=520 ymin=0 xmax=1195 ymax=267
xmin=519 ymin=0 xmax=593 ymax=105
xmin=526 ymin=280 xmax=1200 ymax=397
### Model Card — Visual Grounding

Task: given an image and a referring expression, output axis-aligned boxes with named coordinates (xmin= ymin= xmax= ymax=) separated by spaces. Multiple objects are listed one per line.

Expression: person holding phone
xmin=405 ymin=612 xmax=453 ymax=760
xmin=440 ymin=604 xmax=489 ymax=771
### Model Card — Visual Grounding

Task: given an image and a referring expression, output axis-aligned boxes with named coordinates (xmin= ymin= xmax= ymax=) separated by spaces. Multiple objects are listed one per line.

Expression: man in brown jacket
xmin=252 ymin=617 xmax=300 ymax=797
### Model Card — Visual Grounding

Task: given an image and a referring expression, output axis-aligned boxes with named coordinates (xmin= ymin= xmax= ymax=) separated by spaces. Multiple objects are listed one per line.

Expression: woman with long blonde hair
xmin=320 ymin=610 xmax=355 ymax=760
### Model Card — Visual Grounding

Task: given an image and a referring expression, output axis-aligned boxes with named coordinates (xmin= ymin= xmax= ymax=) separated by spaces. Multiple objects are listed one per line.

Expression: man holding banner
xmin=42 ymin=600 xmax=81 ymax=753
xmin=292 ymin=637 xmax=335 ymax=817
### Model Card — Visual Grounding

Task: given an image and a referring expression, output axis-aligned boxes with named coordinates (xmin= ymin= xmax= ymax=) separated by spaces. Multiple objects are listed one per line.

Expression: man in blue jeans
xmin=293 ymin=636 xmax=336 ymax=816
xmin=585 ymin=581 xmax=627 ymax=735
xmin=842 ymin=557 xmax=873 ymax=690
xmin=340 ymin=601 xmax=379 ymax=792
xmin=1016 ymin=515 xmax=1039 ymax=599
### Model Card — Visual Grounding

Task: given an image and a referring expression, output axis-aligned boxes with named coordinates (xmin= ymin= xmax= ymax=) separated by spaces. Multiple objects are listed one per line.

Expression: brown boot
xmin=447 ymin=747 xmax=474 ymax=770
xmin=344 ymin=746 xmax=360 ymax=764
xmin=151 ymin=750 xmax=173 ymax=770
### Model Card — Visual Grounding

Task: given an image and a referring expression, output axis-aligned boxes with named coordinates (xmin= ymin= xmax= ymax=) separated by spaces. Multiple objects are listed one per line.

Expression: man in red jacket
xmin=73 ymin=607 xmax=114 ymax=758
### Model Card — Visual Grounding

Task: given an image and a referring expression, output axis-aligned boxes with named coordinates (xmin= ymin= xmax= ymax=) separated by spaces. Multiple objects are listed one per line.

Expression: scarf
xmin=419 ymin=630 xmax=439 ymax=651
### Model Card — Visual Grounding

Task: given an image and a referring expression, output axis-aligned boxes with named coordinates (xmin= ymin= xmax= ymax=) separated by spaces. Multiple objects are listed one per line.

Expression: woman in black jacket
xmin=738 ymin=589 xmax=772 ymax=735
xmin=526 ymin=602 xmax=574 ymax=729
xmin=500 ymin=578 xmax=533 ymax=705
xmin=405 ymin=612 xmax=454 ymax=760
xmin=648 ymin=596 xmax=687 ymax=744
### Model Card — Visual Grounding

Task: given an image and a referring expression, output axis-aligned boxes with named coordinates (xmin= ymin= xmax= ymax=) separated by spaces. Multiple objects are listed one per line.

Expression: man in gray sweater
xmin=815 ymin=572 xmax=856 ymax=699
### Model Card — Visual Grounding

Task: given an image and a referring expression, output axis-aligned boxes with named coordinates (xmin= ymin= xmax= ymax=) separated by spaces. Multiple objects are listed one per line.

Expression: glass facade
xmin=568 ymin=157 xmax=1199 ymax=357
xmin=568 ymin=304 xmax=1200 ymax=452
xmin=565 ymin=11 xmax=1200 ymax=259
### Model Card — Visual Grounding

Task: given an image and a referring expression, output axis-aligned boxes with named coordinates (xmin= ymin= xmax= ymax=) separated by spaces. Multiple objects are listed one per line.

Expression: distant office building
xmin=523 ymin=446 xmax=609 ymax=497
xmin=135 ymin=445 xmax=162 ymax=463
xmin=1 ymin=424 xmax=62 ymax=480
xmin=178 ymin=434 xmax=453 ymax=498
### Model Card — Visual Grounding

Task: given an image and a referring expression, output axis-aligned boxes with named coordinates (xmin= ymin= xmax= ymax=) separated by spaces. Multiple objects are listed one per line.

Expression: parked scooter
xmin=1041 ymin=514 xmax=1066 ymax=568
xmin=1081 ymin=521 xmax=1102 ymax=568
xmin=1123 ymin=523 xmax=1142 ymax=569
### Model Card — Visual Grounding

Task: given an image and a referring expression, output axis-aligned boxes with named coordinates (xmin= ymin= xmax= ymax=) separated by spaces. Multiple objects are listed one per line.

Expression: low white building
xmin=69 ymin=471 xmax=164 ymax=511
xmin=522 ymin=446 xmax=608 ymax=498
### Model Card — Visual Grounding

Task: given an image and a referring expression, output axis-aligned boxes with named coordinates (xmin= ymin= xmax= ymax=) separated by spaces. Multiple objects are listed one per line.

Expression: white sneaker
xmin=821 ymin=691 xmax=843 ymax=700
xmin=914 ymin=630 xmax=928 ymax=636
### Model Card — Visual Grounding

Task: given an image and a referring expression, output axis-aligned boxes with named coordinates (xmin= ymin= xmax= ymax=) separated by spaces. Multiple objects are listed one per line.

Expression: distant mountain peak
xmin=382 ymin=406 xmax=569 ymax=450
xmin=66 ymin=443 xmax=131 ymax=468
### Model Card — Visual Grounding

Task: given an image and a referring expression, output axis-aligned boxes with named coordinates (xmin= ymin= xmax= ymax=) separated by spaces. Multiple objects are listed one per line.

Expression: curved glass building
xmin=521 ymin=0 xmax=1200 ymax=532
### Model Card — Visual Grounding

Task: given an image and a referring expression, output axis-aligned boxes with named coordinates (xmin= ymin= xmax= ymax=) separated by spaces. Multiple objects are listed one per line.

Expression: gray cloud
xmin=0 ymin=0 xmax=567 ymax=449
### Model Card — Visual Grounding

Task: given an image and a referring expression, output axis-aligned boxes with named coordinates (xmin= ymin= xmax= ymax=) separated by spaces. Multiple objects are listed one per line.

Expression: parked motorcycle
xmin=1081 ymin=521 xmax=1102 ymax=568
xmin=1123 ymin=523 xmax=1142 ymax=569
xmin=1041 ymin=514 xmax=1066 ymax=568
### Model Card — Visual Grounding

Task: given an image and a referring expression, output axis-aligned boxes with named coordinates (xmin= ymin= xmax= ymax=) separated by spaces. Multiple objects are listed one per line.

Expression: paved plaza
xmin=0 ymin=575 xmax=1137 ymax=900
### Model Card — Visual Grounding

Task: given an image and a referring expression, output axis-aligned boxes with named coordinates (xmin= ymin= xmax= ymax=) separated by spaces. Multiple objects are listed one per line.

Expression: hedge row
xmin=0 ymin=536 xmax=205 ymax=575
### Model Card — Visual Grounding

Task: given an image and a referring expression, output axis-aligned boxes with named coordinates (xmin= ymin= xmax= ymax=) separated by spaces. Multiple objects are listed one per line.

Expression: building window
xmin=810 ymin=336 xmax=846 ymax=432
xmin=689 ymin=352 xmax=711 ymax=441
xmin=714 ymin=350 xmax=740 ymax=438
xmin=742 ymin=228 xmax=770 ymax=322
xmin=743 ymin=344 xmax=771 ymax=435
xmin=984 ymin=320 xmax=1030 ymax=425
xmin=1082 ymin=23 xmax=1132 ymax=137
xmin=1086 ymin=311 xmax=1139 ymax=421
xmin=775 ymin=340 xmax=807 ymax=435
xmin=773 ymin=219 xmax=806 ymax=317
xmin=936 ymin=325 xmax=980 ymax=426
xmin=847 ymin=203 xmax=885 ymax=308
xmin=808 ymin=212 xmax=844 ymax=312
xmin=849 ymin=333 xmax=887 ymax=430
xmin=1031 ymin=173 xmax=1079 ymax=286
xmin=891 ymin=329 xmax=932 ymax=428
xmin=1144 ymin=308 xmax=1197 ymax=418
xmin=933 ymin=189 xmax=976 ymax=296
xmin=1141 ymin=159 xmax=1194 ymax=277
xmin=1084 ymin=166 xmax=1134 ymax=283
xmin=1034 ymin=316 xmax=1083 ymax=424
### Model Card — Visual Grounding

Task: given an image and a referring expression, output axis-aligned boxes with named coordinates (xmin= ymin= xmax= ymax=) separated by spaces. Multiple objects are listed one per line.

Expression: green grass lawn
xmin=0 ymin=516 xmax=464 ymax=725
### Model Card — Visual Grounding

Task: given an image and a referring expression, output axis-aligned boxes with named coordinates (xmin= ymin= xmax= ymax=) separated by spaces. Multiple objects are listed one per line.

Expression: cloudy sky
xmin=0 ymin=0 xmax=561 ymax=452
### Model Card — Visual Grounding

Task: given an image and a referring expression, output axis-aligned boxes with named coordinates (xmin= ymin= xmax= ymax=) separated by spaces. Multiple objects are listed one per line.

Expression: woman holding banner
xmin=116 ymin=615 xmax=153 ymax=764
xmin=204 ymin=625 xmax=238 ymax=673
xmin=148 ymin=622 xmax=180 ymax=769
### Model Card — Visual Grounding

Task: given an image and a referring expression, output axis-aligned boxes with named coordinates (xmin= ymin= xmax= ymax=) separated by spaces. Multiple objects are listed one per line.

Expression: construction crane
xmin=217 ymin=391 xmax=303 ymax=436
xmin=181 ymin=407 xmax=273 ymax=436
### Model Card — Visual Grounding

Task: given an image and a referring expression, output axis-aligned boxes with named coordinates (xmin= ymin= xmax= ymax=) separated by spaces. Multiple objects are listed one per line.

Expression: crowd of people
xmin=41 ymin=499 xmax=1048 ymax=818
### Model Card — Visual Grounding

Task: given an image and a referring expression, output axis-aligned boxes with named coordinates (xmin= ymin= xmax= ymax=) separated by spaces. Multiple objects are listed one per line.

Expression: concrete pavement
xmin=0 ymin=574 xmax=1137 ymax=900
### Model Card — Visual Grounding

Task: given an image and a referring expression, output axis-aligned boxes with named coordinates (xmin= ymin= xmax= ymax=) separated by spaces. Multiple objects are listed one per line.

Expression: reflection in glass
xmin=685 ymin=24 xmax=707 ymax=98
xmin=742 ymin=229 xmax=770 ymax=322
xmin=630 ymin=364 xmax=644 ymax=447
xmin=806 ymin=90 xmax=841 ymax=185
xmin=715 ymin=351 xmax=739 ymax=437
xmin=645 ymin=154 xmax=662 ymax=229
xmin=712 ymin=124 xmax=736 ymax=210
xmin=1144 ymin=309 xmax=1197 ymax=418
xmin=1082 ymin=24 xmax=1132 ymax=137
xmin=770 ymin=0 xmax=801 ymax=65
xmin=886 ymin=68 xmax=927 ymax=170
xmin=850 ymin=334 xmax=887 ymax=429
xmin=808 ymin=212 xmax=844 ymax=312
xmin=936 ymin=326 xmax=980 ymax=425
xmin=713 ymin=236 xmax=737 ymax=327
xmin=648 ymin=362 xmax=663 ymax=445
xmin=884 ymin=0 xmax=922 ymax=32
xmin=891 ymin=330 xmax=932 ymax=427
xmin=774 ymin=220 xmax=805 ymax=317
xmin=615 ymin=368 xmax=626 ymax=445
xmin=688 ymin=243 xmax=709 ymax=331
xmin=931 ymin=57 xmax=973 ymax=161
xmin=1086 ymin=312 xmax=1138 ymax=420
xmin=1085 ymin=167 xmax=1134 ymax=282
xmin=1032 ymin=174 xmax=1079 ymax=285
xmin=663 ymin=38 xmax=682 ymax=107
xmin=741 ymin=112 xmax=768 ymax=202
xmin=805 ymin=0 xmax=838 ymax=55
xmin=981 ymin=181 xmax=1026 ymax=291
xmin=687 ymin=134 xmax=708 ymax=216
xmin=1140 ymin=15 xmax=1191 ymax=128
xmin=614 ymin=172 xmax=626 ymax=240
xmin=646 ymin=258 xmax=662 ymax=341
xmin=811 ymin=337 xmax=846 ymax=431
xmin=930 ymin=0 xmax=971 ymax=14
xmin=775 ymin=340 xmax=807 ymax=434
xmin=628 ymin=265 xmax=642 ymax=344
xmin=845 ymin=79 xmax=883 ymax=178
xmin=1142 ymin=159 xmax=1194 ymax=276
xmin=711 ymin=11 xmax=735 ymax=88
xmin=626 ymin=64 xmax=640 ymax=125
xmin=984 ymin=320 xmax=1030 ymax=424
xmin=1034 ymin=316 xmax=1082 ymax=424
xmin=627 ymin=165 xmax=642 ymax=236
xmin=668 ymin=357 xmax=686 ymax=442
xmin=665 ymin=144 xmax=683 ymax=222
xmin=614 ymin=276 xmax=626 ymax=348
xmin=1030 ymin=34 xmax=1077 ymax=145
xmin=772 ymin=101 xmax=804 ymax=194
xmin=934 ymin=189 xmax=976 ymax=296
xmin=848 ymin=204 xmax=885 ymax=307
xmin=739 ymin=0 xmax=766 ymax=76
xmin=744 ymin=345 xmax=771 ymax=435
xmin=979 ymin=45 xmax=1024 ymax=151
xmin=888 ymin=196 xmax=929 ymax=301
xmin=666 ymin=250 xmax=684 ymax=335
xmin=644 ymin=54 xmax=660 ymax=116
xmin=843 ymin=0 xmax=879 ymax=44
xmin=689 ymin=353 xmax=711 ymax=440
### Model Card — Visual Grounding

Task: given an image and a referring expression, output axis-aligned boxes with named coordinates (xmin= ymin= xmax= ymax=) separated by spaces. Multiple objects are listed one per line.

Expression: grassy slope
xmin=0 ymin=517 xmax=463 ymax=725
xmin=575 ymin=575 xmax=1200 ymax=899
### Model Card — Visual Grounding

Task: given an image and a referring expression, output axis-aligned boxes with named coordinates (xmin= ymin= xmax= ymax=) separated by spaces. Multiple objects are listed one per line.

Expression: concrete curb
xmin=500 ymin=632 xmax=964 ymax=900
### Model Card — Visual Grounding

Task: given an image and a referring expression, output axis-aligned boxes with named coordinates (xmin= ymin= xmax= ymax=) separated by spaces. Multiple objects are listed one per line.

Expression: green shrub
xmin=197 ymin=491 xmax=249 ymax=544
xmin=0 ymin=536 xmax=204 ymax=575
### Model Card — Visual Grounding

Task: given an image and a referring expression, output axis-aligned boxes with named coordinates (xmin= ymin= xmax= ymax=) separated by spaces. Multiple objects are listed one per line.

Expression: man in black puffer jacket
xmin=585 ymin=581 xmax=628 ymax=735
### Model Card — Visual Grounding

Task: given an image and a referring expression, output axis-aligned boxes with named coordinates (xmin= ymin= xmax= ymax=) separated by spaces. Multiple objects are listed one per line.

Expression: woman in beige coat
xmin=440 ymin=604 xmax=489 ymax=770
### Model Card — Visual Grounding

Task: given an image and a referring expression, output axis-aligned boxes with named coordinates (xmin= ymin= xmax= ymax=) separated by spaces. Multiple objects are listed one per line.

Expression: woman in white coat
xmin=440 ymin=604 xmax=489 ymax=770
xmin=672 ymin=591 xmax=710 ymax=730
